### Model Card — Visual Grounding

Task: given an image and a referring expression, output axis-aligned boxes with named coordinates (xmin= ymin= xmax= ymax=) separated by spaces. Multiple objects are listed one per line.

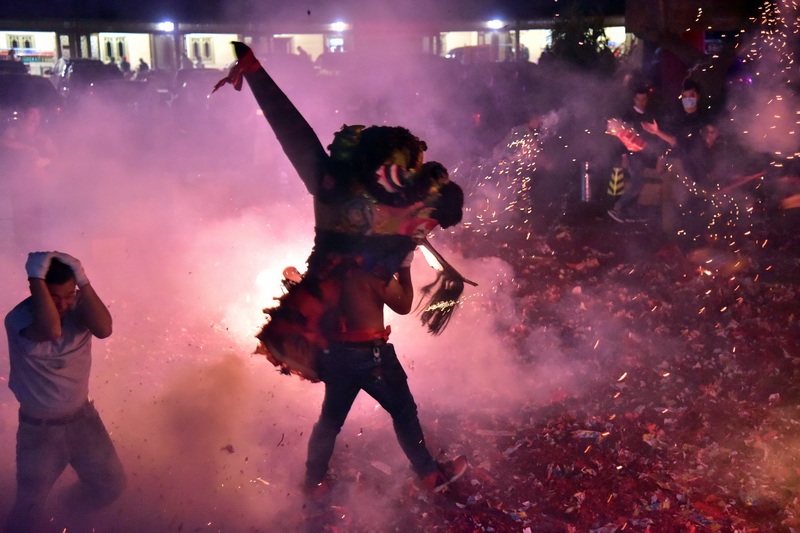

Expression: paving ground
xmin=296 ymin=197 xmax=800 ymax=532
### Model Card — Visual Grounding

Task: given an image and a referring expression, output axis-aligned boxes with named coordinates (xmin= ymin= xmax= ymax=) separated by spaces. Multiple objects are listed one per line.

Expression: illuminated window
xmin=7 ymin=34 xmax=34 ymax=51
xmin=188 ymin=37 xmax=215 ymax=65
xmin=101 ymin=36 xmax=127 ymax=62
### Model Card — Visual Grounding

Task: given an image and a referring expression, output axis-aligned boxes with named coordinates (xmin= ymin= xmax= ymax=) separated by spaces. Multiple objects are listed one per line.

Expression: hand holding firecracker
xmin=606 ymin=118 xmax=646 ymax=152
xmin=416 ymin=238 xmax=477 ymax=335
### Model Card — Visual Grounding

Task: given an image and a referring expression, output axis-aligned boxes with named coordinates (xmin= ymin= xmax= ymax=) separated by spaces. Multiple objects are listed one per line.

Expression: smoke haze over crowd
xmin=2 ymin=4 xmax=799 ymax=529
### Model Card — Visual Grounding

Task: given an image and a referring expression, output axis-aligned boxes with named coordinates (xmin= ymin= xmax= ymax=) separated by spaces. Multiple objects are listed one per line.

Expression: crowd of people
xmin=604 ymin=75 xmax=769 ymax=228
xmin=458 ymin=53 xmax=791 ymax=254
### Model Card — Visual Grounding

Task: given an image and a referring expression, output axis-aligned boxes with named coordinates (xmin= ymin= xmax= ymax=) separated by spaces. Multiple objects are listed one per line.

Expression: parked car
xmin=171 ymin=67 xmax=242 ymax=118
xmin=0 ymin=73 xmax=63 ymax=126
xmin=444 ymin=45 xmax=516 ymax=64
xmin=82 ymin=78 xmax=156 ymax=116
xmin=0 ymin=60 xmax=28 ymax=75
xmin=46 ymin=57 xmax=123 ymax=103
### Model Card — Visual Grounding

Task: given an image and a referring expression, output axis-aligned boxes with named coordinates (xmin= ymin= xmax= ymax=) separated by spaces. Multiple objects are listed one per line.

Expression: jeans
xmin=305 ymin=343 xmax=437 ymax=485
xmin=6 ymin=401 xmax=127 ymax=533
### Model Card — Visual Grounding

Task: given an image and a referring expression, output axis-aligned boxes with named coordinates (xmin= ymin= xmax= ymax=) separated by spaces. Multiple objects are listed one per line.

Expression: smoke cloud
xmin=1 ymin=17 xmax=770 ymax=530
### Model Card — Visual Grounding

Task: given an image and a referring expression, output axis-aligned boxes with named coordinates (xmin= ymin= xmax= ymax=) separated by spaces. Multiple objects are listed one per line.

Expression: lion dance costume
xmin=214 ymin=42 xmax=466 ymax=382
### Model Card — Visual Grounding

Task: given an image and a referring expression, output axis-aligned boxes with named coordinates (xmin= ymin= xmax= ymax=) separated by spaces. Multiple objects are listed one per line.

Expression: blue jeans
xmin=305 ymin=343 xmax=437 ymax=485
xmin=6 ymin=401 xmax=127 ymax=533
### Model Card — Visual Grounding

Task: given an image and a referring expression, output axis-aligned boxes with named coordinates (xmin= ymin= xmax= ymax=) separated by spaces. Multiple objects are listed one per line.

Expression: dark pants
xmin=614 ymin=152 xmax=651 ymax=216
xmin=305 ymin=343 xmax=437 ymax=486
xmin=6 ymin=401 xmax=127 ymax=533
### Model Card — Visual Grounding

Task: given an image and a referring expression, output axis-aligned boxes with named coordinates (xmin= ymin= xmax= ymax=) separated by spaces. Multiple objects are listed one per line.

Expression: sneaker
xmin=419 ymin=455 xmax=469 ymax=493
xmin=607 ymin=209 xmax=626 ymax=223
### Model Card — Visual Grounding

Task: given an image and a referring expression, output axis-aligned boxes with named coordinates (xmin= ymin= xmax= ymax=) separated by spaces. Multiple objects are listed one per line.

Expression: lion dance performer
xmin=214 ymin=42 xmax=468 ymax=496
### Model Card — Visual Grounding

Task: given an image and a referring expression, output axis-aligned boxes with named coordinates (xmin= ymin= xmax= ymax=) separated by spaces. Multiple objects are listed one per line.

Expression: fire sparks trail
xmin=457 ymin=115 xmax=555 ymax=235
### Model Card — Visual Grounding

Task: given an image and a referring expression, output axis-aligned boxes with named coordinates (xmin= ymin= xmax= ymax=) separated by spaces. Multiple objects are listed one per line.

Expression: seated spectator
xmin=644 ymin=79 xmax=712 ymax=155
xmin=683 ymin=122 xmax=770 ymax=191
xmin=607 ymin=85 xmax=671 ymax=222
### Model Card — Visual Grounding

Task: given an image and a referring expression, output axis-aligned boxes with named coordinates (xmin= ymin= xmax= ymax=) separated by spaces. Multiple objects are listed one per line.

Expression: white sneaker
xmin=607 ymin=209 xmax=626 ymax=223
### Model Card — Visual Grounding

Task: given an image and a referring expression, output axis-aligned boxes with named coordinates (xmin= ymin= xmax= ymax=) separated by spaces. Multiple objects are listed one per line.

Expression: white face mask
xmin=682 ymin=97 xmax=697 ymax=110
xmin=633 ymin=105 xmax=645 ymax=114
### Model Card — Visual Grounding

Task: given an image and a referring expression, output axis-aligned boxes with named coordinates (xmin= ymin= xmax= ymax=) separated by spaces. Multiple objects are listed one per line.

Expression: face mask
xmin=633 ymin=105 xmax=645 ymax=114
xmin=682 ymin=97 xmax=697 ymax=110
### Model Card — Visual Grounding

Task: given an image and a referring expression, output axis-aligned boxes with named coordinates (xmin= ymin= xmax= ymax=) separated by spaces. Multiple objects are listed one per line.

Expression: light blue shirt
xmin=5 ymin=298 xmax=92 ymax=417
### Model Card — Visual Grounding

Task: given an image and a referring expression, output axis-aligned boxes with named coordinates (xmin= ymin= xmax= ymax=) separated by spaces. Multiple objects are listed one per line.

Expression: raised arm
xmin=383 ymin=252 xmax=415 ymax=315
xmin=226 ymin=42 xmax=329 ymax=195
xmin=73 ymin=283 xmax=112 ymax=339
xmin=25 ymin=278 xmax=64 ymax=341
xmin=20 ymin=252 xmax=63 ymax=342
xmin=55 ymin=252 xmax=112 ymax=339
xmin=21 ymin=252 xmax=62 ymax=341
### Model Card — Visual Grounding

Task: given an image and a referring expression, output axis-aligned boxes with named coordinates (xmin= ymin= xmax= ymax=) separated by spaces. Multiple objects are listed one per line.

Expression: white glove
xmin=54 ymin=252 xmax=90 ymax=287
xmin=25 ymin=251 xmax=54 ymax=279
xmin=400 ymin=249 xmax=415 ymax=268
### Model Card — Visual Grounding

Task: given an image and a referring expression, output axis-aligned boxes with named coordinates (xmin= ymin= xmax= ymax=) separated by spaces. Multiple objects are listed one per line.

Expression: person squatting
xmin=4 ymin=251 xmax=126 ymax=533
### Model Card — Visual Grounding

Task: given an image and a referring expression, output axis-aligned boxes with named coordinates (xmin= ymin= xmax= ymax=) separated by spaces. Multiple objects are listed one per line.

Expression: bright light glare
xmin=157 ymin=21 xmax=175 ymax=32
xmin=487 ymin=19 xmax=504 ymax=30
xmin=420 ymin=246 xmax=443 ymax=271
xmin=331 ymin=21 xmax=348 ymax=32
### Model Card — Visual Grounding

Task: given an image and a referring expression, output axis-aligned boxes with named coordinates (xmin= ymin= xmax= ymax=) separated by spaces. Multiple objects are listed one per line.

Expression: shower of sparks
xmin=734 ymin=0 xmax=800 ymax=161
xmin=423 ymin=300 xmax=458 ymax=312
xmin=456 ymin=122 xmax=549 ymax=235
xmin=665 ymin=159 xmax=761 ymax=248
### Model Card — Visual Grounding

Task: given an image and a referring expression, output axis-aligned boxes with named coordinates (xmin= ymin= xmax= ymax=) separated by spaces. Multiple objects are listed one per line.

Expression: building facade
xmin=1 ymin=15 xmax=628 ymax=75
